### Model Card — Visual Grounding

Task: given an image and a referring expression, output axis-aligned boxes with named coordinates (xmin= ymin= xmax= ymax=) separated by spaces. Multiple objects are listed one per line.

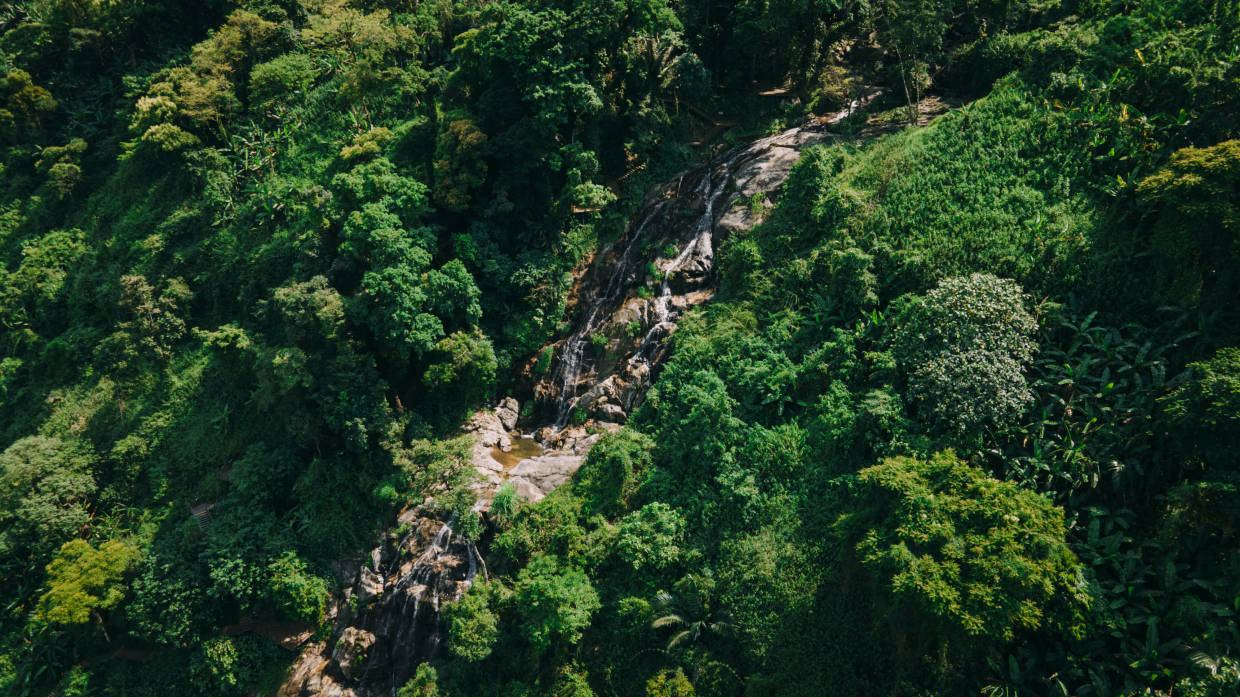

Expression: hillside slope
xmin=1 ymin=1 xmax=1238 ymax=696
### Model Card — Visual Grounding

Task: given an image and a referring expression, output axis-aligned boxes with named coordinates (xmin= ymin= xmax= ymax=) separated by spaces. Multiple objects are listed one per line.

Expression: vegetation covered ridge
xmin=0 ymin=1 xmax=1238 ymax=696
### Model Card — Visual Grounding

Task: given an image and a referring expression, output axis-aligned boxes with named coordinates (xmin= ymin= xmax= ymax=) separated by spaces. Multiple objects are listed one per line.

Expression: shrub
xmin=445 ymin=583 xmax=499 ymax=661
xmin=249 ymin=53 xmax=317 ymax=106
xmin=0 ymin=436 xmax=97 ymax=559
xmin=832 ymin=450 xmax=1087 ymax=641
xmin=616 ymin=502 xmax=685 ymax=571
xmin=892 ymin=273 xmax=1036 ymax=440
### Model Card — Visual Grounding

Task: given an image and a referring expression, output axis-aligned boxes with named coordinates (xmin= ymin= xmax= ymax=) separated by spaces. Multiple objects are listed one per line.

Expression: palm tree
xmin=651 ymin=585 xmax=733 ymax=653
xmin=650 ymin=576 xmax=744 ymax=692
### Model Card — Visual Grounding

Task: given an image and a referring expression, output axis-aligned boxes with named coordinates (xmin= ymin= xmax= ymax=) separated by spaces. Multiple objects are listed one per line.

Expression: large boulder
xmin=496 ymin=397 xmax=520 ymax=431
xmin=509 ymin=454 xmax=587 ymax=495
xmin=331 ymin=627 xmax=376 ymax=681
xmin=466 ymin=410 xmax=510 ymax=450
xmin=356 ymin=567 xmax=383 ymax=604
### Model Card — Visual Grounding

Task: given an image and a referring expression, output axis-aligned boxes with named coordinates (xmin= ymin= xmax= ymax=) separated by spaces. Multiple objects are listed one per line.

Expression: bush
xmin=573 ymin=429 xmax=654 ymax=517
xmin=832 ymin=450 xmax=1087 ymax=642
xmin=265 ymin=550 xmax=329 ymax=624
xmin=249 ymin=53 xmax=318 ymax=106
xmin=616 ymin=502 xmax=685 ymax=571
xmin=0 ymin=436 xmax=97 ymax=559
xmin=445 ymin=583 xmax=499 ymax=661
xmin=1163 ymin=347 xmax=1240 ymax=473
xmin=892 ymin=273 xmax=1036 ymax=440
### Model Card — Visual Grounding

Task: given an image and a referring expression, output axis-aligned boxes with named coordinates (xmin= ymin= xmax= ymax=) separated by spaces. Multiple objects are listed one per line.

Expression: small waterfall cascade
xmin=363 ymin=513 xmax=479 ymax=693
xmin=279 ymin=509 xmax=486 ymax=697
xmin=550 ymin=201 xmax=669 ymax=428
xmin=536 ymin=104 xmax=874 ymax=427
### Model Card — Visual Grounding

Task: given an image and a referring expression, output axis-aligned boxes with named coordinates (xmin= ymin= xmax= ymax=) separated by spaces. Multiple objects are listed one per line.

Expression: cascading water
xmin=537 ymin=113 xmax=861 ymax=426
xmin=351 ymin=515 xmax=463 ymax=694
xmin=550 ymin=201 xmax=669 ymax=428
xmin=631 ymin=157 xmax=734 ymax=364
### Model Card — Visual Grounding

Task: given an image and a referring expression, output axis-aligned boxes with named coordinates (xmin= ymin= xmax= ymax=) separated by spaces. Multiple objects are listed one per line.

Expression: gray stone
xmin=506 ymin=476 xmax=547 ymax=503
xmin=509 ymin=454 xmax=585 ymax=494
xmin=466 ymin=410 xmax=509 ymax=449
xmin=331 ymin=627 xmax=376 ymax=681
xmin=496 ymin=397 xmax=520 ymax=431
xmin=356 ymin=567 xmax=383 ymax=604
xmin=593 ymin=401 xmax=627 ymax=423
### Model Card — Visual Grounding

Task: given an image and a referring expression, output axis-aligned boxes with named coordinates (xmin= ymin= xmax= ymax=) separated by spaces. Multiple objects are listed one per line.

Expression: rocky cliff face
xmin=533 ymin=95 xmax=878 ymax=428
xmin=278 ymin=97 xmax=879 ymax=696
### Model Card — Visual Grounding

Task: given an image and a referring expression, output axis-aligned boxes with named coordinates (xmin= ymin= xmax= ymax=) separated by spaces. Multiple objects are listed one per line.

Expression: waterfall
xmin=543 ymin=128 xmax=788 ymax=424
xmin=551 ymin=201 xmax=669 ymax=428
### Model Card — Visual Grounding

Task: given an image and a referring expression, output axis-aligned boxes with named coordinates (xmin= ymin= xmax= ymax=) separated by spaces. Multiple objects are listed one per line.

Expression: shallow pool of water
xmin=490 ymin=435 xmax=544 ymax=470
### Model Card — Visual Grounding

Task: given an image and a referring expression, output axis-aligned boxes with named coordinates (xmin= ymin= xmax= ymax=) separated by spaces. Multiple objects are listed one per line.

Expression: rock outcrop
xmin=533 ymin=92 xmax=881 ymax=429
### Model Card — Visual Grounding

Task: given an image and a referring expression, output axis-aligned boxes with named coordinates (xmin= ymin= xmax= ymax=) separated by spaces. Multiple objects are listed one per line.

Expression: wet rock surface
xmin=533 ymin=94 xmax=880 ymax=429
xmin=281 ymin=507 xmax=483 ymax=697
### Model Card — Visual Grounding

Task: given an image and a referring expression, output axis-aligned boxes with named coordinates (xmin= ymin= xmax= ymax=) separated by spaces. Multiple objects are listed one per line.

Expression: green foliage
xmin=446 ymin=582 xmax=500 ymax=661
xmin=616 ymin=503 xmax=684 ymax=572
xmin=1136 ymin=140 xmax=1240 ymax=307
xmin=35 ymin=538 xmax=139 ymax=627
xmin=398 ymin=663 xmax=441 ymax=697
xmin=423 ymin=329 xmax=498 ymax=416
xmin=395 ymin=436 xmax=482 ymax=514
xmin=250 ymin=53 xmax=318 ymax=107
xmin=265 ymin=550 xmax=329 ymax=624
xmin=0 ymin=436 xmax=97 ymax=559
xmin=645 ymin=668 xmax=695 ymax=697
xmin=513 ymin=554 xmax=601 ymax=655
xmin=187 ymin=635 xmax=286 ymax=697
xmin=998 ymin=305 xmax=1177 ymax=505
xmin=834 ymin=451 xmax=1086 ymax=641
xmin=1 ymin=0 xmax=1238 ymax=694
xmin=1164 ymin=347 xmax=1240 ymax=473
xmin=891 ymin=274 xmax=1037 ymax=440
xmin=573 ymin=428 xmax=654 ymax=517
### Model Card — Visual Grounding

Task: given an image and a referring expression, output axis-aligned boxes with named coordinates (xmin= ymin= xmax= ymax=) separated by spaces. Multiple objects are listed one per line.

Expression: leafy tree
xmin=35 ymin=538 xmax=139 ymax=641
xmin=249 ymin=53 xmax=318 ymax=107
xmin=445 ymin=582 xmax=500 ymax=661
xmin=269 ymin=276 xmax=346 ymax=346
xmin=395 ymin=436 xmax=482 ymax=512
xmin=424 ymin=329 xmax=498 ymax=419
xmin=891 ymin=273 xmax=1037 ymax=440
xmin=513 ymin=553 xmax=601 ymax=655
xmin=0 ymin=69 xmax=56 ymax=141
xmin=434 ymin=115 xmax=489 ymax=212
xmin=1163 ymin=346 xmax=1240 ymax=473
xmin=616 ymin=502 xmax=685 ymax=572
xmin=573 ymin=428 xmax=655 ymax=518
xmin=0 ymin=436 xmax=97 ymax=558
xmin=265 ymin=550 xmax=329 ymax=624
xmin=831 ymin=450 xmax=1087 ymax=642
xmin=551 ymin=665 xmax=596 ymax=697
xmin=645 ymin=668 xmax=695 ymax=697
xmin=1136 ymin=140 xmax=1240 ymax=306
xmin=113 ymin=274 xmax=193 ymax=365
xmin=398 ymin=663 xmax=441 ymax=697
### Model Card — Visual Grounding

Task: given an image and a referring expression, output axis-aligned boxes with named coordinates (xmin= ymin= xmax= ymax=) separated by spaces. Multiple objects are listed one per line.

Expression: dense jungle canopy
xmin=0 ymin=0 xmax=1238 ymax=695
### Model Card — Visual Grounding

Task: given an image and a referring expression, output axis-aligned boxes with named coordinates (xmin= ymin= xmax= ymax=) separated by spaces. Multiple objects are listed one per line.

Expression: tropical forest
xmin=0 ymin=0 xmax=1238 ymax=695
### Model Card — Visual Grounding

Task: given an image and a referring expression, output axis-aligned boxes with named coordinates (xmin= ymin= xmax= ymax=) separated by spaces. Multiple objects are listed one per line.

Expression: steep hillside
xmin=0 ymin=1 xmax=1237 ymax=696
